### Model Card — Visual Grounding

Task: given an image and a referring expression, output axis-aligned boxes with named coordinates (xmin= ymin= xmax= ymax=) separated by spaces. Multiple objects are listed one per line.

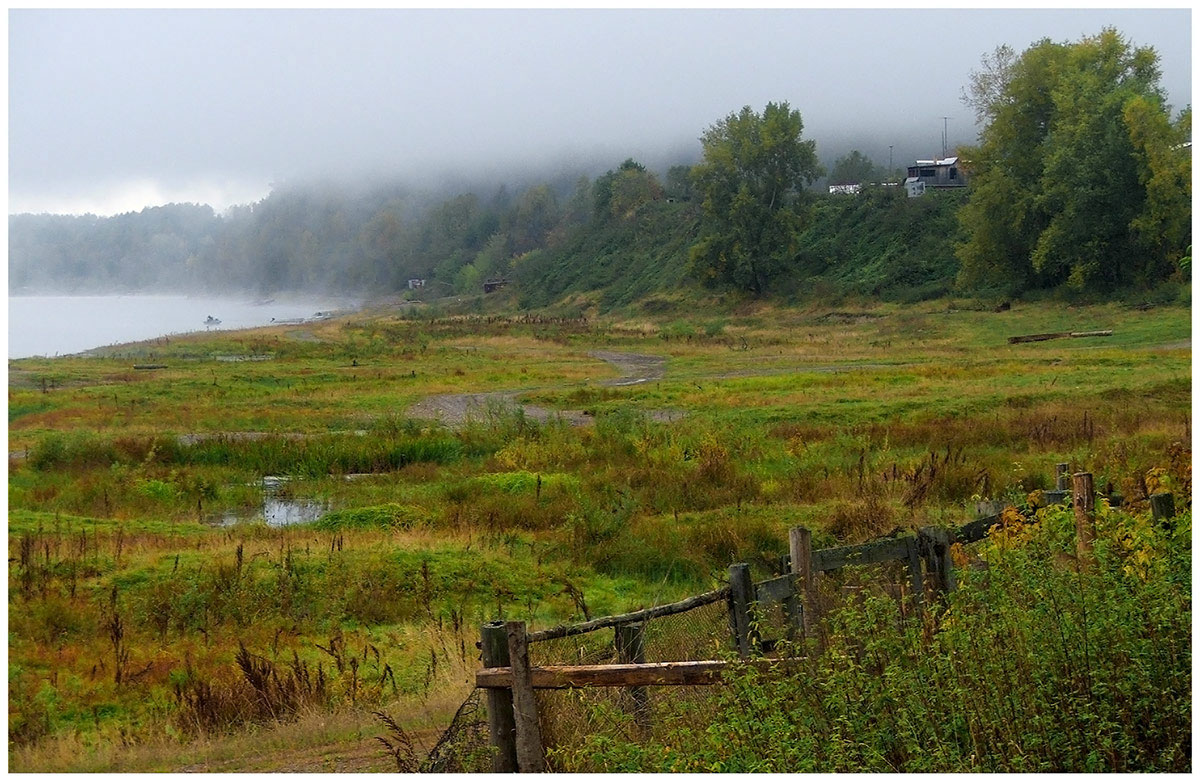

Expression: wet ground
xmin=406 ymin=350 xmax=677 ymax=428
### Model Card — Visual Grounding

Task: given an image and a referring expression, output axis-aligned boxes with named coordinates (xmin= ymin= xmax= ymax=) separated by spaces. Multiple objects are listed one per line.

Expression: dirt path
xmin=1142 ymin=338 xmax=1191 ymax=351
xmin=407 ymin=351 xmax=672 ymax=428
xmin=404 ymin=352 xmax=915 ymax=428
xmin=406 ymin=390 xmax=595 ymax=427
xmin=587 ymin=350 xmax=665 ymax=385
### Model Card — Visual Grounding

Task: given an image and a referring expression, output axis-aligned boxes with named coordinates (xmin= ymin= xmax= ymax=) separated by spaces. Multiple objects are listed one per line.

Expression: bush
xmin=29 ymin=432 xmax=117 ymax=471
xmin=555 ymin=505 xmax=1192 ymax=771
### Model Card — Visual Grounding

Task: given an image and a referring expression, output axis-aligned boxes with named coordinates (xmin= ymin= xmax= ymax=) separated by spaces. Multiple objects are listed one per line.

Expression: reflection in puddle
xmin=220 ymin=476 xmax=330 ymax=527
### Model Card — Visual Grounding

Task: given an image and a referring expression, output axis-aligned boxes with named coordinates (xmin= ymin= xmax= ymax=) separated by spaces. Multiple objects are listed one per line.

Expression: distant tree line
xmin=9 ymin=28 xmax=1189 ymax=303
xmin=10 ymin=177 xmax=589 ymax=296
xmin=9 ymin=161 xmax=687 ymax=298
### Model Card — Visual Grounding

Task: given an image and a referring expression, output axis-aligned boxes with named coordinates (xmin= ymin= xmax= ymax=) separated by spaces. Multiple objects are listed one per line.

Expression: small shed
xmin=407 ymin=278 xmax=426 ymax=289
xmin=483 ymin=278 xmax=509 ymax=294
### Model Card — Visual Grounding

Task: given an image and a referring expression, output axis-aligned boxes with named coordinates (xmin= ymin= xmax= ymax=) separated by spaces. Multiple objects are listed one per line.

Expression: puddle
xmin=219 ymin=475 xmax=330 ymax=527
xmin=216 ymin=473 xmax=389 ymax=526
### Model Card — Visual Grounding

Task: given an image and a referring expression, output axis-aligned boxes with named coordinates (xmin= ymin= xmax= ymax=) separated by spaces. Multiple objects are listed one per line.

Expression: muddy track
xmin=405 ymin=352 xmax=922 ymax=428
xmin=587 ymin=350 xmax=666 ymax=386
xmin=407 ymin=351 xmax=671 ymax=428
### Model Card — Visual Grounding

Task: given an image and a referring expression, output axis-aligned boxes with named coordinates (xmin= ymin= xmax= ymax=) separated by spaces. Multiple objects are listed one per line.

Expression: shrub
xmin=29 ymin=432 xmax=117 ymax=471
xmin=555 ymin=506 xmax=1192 ymax=772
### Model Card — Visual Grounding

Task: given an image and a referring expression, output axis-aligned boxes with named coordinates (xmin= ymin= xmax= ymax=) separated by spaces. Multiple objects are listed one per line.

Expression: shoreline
xmin=8 ymin=293 xmax=372 ymax=359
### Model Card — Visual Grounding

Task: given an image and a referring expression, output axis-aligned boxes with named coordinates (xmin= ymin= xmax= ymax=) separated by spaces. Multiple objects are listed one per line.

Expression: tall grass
xmin=28 ymin=429 xmax=467 ymax=477
xmin=8 ymin=301 xmax=1190 ymax=769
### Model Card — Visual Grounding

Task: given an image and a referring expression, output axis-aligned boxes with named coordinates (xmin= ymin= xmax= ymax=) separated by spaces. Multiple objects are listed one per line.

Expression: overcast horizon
xmin=9 ymin=8 xmax=1192 ymax=217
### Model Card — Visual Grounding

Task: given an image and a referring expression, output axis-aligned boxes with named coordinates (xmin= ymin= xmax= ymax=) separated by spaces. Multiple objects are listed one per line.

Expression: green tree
xmin=453 ymin=262 xmax=483 ymax=295
xmin=665 ymin=164 xmax=697 ymax=201
xmin=828 ymin=150 xmax=880 ymax=185
xmin=689 ymin=102 xmax=821 ymax=295
xmin=1125 ymin=98 xmax=1192 ymax=280
xmin=957 ymin=29 xmax=1190 ymax=293
xmin=592 ymin=159 xmax=663 ymax=221
xmin=506 ymin=184 xmax=560 ymax=254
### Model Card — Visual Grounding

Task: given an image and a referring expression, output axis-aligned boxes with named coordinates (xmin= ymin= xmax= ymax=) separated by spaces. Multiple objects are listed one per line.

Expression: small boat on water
xmin=204 ymin=315 xmax=222 ymax=325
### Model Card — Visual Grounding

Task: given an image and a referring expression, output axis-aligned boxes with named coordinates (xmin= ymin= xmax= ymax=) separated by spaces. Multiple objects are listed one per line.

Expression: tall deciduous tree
xmin=689 ymin=102 xmax=821 ymax=295
xmin=957 ymin=29 xmax=1190 ymax=293
xmin=828 ymin=150 xmax=881 ymax=185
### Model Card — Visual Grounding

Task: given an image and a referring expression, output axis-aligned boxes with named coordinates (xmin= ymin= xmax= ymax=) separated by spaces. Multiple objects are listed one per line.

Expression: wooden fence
xmin=474 ymin=468 xmax=1174 ymax=772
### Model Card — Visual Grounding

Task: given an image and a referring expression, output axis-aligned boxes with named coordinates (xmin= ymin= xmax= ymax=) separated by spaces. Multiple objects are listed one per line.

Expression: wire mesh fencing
xmin=420 ymin=566 xmax=930 ymax=772
xmin=420 ymin=688 xmax=493 ymax=773
xmin=420 ymin=505 xmax=1058 ymax=772
xmin=528 ymin=598 xmax=736 ymax=770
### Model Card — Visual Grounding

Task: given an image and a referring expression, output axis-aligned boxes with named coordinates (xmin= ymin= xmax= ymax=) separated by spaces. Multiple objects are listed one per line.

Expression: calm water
xmin=8 ymin=294 xmax=356 ymax=358
xmin=219 ymin=477 xmax=331 ymax=527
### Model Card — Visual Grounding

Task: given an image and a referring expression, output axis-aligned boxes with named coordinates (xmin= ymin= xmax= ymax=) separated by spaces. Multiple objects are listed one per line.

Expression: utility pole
xmin=941 ymin=117 xmax=951 ymax=159
xmin=888 ymin=145 xmax=894 ymax=179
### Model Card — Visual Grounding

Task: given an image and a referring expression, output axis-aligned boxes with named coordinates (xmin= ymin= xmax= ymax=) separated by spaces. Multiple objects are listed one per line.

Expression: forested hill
xmin=7 ymin=177 xmax=969 ymax=309
xmin=9 ymin=29 xmax=1191 ymax=309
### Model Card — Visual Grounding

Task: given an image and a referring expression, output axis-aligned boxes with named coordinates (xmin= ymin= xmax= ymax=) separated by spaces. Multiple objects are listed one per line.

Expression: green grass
xmin=8 ymin=299 xmax=1190 ymax=770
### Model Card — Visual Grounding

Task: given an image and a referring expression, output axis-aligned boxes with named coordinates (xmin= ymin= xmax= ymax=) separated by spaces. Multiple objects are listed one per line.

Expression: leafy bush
xmin=555 ymin=505 xmax=1191 ymax=771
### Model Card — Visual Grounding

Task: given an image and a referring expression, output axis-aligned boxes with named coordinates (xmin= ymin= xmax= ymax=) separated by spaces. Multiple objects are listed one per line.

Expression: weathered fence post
xmin=918 ymin=526 xmax=956 ymax=596
xmin=727 ymin=563 xmax=756 ymax=658
xmin=1150 ymin=492 xmax=1176 ymax=524
xmin=615 ymin=622 xmax=649 ymax=730
xmin=1072 ymin=472 xmax=1096 ymax=570
xmin=504 ymin=621 xmax=546 ymax=772
xmin=1056 ymin=462 xmax=1071 ymax=491
xmin=788 ymin=526 xmax=816 ymax=636
xmin=481 ymin=622 xmax=518 ymax=772
xmin=904 ymin=536 xmax=925 ymax=611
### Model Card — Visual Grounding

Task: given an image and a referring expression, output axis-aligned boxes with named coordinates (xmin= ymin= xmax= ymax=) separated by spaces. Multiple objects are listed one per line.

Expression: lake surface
xmin=8 ymin=294 xmax=357 ymax=359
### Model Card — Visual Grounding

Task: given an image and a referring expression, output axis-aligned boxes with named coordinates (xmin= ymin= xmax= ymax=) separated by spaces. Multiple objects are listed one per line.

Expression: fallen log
xmin=1007 ymin=330 xmax=1112 ymax=344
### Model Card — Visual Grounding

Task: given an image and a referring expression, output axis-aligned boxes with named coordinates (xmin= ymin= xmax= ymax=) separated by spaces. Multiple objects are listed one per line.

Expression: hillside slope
xmin=506 ymin=188 xmax=967 ymax=312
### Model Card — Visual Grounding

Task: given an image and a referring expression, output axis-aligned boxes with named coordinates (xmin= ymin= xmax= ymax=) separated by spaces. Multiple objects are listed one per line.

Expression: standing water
xmin=220 ymin=476 xmax=331 ymax=527
xmin=8 ymin=294 xmax=357 ymax=358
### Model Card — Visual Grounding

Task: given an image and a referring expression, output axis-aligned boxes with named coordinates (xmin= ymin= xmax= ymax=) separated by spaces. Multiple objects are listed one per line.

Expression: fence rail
xmin=527 ymin=586 xmax=730 ymax=643
xmin=476 ymin=659 xmax=798 ymax=689
xmin=470 ymin=470 xmax=1157 ymax=772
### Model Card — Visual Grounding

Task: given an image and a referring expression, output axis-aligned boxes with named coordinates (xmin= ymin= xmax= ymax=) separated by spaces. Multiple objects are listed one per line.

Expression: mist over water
xmin=7 ymin=294 xmax=356 ymax=358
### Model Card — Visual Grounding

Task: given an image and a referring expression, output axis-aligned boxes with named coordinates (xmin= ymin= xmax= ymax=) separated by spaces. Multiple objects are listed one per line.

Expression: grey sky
xmin=9 ymin=8 xmax=1191 ymax=215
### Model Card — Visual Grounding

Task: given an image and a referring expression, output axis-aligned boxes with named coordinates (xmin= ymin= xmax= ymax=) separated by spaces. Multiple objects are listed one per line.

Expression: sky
xmin=7 ymin=7 xmax=1193 ymax=216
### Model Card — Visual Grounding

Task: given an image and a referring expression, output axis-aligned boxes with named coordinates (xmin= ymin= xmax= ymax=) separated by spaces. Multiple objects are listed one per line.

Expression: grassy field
xmin=7 ymin=297 xmax=1191 ymax=770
